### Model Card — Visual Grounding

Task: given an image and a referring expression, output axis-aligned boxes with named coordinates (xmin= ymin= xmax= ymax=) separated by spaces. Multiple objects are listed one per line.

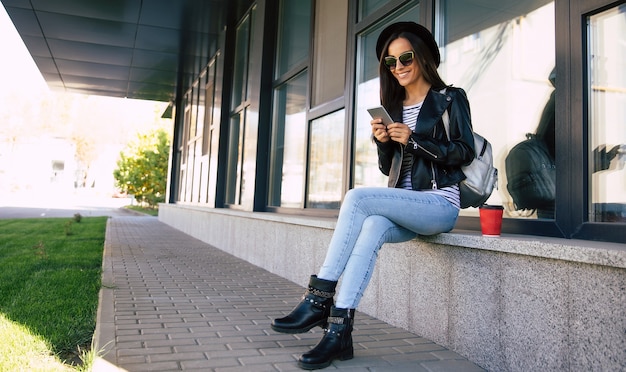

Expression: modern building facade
xmin=4 ymin=0 xmax=624 ymax=370
xmin=162 ymin=0 xmax=626 ymax=244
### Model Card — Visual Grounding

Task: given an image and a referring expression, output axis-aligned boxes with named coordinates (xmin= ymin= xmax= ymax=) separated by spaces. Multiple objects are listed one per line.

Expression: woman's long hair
xmin=379 ymin=31 xmax=447 ymax=117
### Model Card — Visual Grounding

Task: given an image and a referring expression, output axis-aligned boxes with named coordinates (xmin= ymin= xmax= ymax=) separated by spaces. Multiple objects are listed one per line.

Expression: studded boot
xmin=297 ymin=306 xmax=355 ymax=370
xmin=271 ymin=275 xmax=337 ymax=334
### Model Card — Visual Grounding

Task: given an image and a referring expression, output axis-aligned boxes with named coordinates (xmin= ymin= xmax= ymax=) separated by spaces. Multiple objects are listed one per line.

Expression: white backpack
xmin=442 ymin=109 xmax=498 ymax=208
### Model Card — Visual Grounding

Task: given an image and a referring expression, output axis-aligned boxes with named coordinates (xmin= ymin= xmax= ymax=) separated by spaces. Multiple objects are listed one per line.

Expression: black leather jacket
xmin=376 ymin=87 xmax=475 ymax=190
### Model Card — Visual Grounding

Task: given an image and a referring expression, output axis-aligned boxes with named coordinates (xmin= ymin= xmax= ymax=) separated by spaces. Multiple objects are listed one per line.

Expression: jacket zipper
xmin=406 ymin=133 xmax=439 ymax=189
xmin=408 ymin=138 xmax=438 ymax=159
xmin=430 ymin=165 xmax=437 ymax=189
xmin=406 ymin=118 xmax=442 ymax=189
xmin=430 ymin=126 xmax=437 ymax=189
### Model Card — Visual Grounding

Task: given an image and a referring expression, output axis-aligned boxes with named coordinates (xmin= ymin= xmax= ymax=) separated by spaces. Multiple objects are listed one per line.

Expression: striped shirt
xmin=397 ymin=102 xmax=461 ymax=209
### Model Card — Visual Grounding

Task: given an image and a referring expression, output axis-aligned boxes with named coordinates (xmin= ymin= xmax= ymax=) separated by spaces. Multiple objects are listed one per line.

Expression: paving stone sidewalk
xmin=94 ymin=216 xmax=485 ymax=372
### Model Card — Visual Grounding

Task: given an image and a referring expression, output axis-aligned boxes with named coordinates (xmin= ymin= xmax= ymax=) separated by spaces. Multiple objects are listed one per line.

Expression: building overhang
xmin=2 ymin=0 xmax=235 ymax=102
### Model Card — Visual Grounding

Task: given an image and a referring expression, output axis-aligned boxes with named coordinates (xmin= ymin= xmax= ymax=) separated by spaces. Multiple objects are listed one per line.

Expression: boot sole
xmin=297 ymin=349 xmax=354 ymax=370
xmin=270 ymin=319 xmax=327 ymax=334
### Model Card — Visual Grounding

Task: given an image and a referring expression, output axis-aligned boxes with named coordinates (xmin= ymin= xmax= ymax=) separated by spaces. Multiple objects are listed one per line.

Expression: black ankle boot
xmin=271 ymin=275 xmax=337 ymax=334
xmin=297 ymin=306 xmax=355 ymax=370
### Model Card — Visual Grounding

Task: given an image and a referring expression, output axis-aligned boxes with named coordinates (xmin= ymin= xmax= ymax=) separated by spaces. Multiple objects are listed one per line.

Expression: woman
xmin=271 ymin=21 xmax=475 ymax=370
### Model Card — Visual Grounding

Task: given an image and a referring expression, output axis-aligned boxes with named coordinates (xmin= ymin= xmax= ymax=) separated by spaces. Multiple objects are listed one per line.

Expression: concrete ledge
xmin=161 ymin=203 xmax=625 ymax=269
xmin=421 ymin=229 xmax=626 ymax=269
xmin=158 ymin=203 xmax=626 ymax=371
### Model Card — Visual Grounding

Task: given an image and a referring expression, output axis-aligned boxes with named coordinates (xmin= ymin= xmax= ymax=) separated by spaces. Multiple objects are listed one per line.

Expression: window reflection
xmin=439 ymin=0 xmax=556 ymax=218
xmin=587 ymin=6 xmax=626 ymax=223
xmin=308 ymin=110 xmax=345 ymax=209
xmin=270 ymin=0 xmax=311 ymax=209
xmin=505 ymin=68 xmax=556 ymax=219
xmin=269 ymin=72 xmax=308 ymax=208
xmin=231 ymin=15 xmax=250 ymax=108
xmin=312 ymin=0 xmax=348 ymax=106
xmin=226 ymin=113 xmax=243 ymax=204
xmin=226 ymin=7 xmax=256 ymax=207
xmin=353 ymin=5 xmax=420 ymax=189
xmin=276 ymin=0 xmax=311 ymax=76
xmin=359 ymin=0 xmax=390 ymax=21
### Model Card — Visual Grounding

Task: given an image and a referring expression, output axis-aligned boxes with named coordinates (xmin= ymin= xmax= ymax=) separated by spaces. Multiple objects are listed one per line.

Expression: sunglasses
xmin=383 ymin=51 xmax=415 ymax=70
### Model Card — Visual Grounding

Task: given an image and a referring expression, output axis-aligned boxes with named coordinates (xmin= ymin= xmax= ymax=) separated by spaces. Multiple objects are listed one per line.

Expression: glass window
xmin=208 ymin=58 xmax=222 ymax=207
xmin=312 ymin=0 xmax=348 ymax=106
xmin=190 ymin=82 xmax=199 ymax=138
xmin=587 ymin=6 xmax=626 ymax=223
xmin=270 ymin=0 xmax=313 ymax=209
xmin=353 ymin=5 xmax=420 ymax=189
xmin=276 ymin=0 xmax=311 ymax=76
xmin=269 ymin=72 xmax=308 ymax=208
xmin=179 ymin=95 xmax=191 ymax=201
xmin=191 ymin=140 xmax=202 ymax=202
xmin=226 ymin=5 xmax=258 ymax=208
xmin=439 ymin=0 xmax=556 ymax=218
xmin=184 ymin=138 xmax=195 ymax=201
xmin=232 ymin=15 xmax=250 ymax=108
xmin=359 ymin=0 xmax=391 ymax=20
xmin=197 ymin=71 xmax=206 ymax=141
xmin=202 ymin=63 xmax=215 ymax=156
xmin=226 ymin=112 xmax=244 ymax=205
xmin=308 ymin=110 xmax=345 ymax=209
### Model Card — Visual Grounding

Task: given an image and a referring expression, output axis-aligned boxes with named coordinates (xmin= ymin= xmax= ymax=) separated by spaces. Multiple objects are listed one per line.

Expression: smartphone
xmin=367 ymin=106 xmax=394 ymax=126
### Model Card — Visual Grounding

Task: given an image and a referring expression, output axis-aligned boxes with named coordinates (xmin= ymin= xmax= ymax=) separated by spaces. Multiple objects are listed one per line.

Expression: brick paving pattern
xmin=95 ymin=216 xmax=485 ymax=372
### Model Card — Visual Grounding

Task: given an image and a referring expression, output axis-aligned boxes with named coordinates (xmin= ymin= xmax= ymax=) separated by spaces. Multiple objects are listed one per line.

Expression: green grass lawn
xmin=0 ymin=217 xmax=107 ymax=371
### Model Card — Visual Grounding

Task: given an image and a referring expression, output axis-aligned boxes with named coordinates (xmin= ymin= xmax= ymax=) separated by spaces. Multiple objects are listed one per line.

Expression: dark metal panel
xmin=21 ymin=35 xmax=51 ymax=57
xmin=129 ymin=67 xmax=177 ymax=86
xmin=137 ymin=0 xmax=185 ymax=29
xmin=47 ymin=39 xmax=133 ymax=66
xmin=1 ymin=0 xmax=31 ymax=8
xmin=3 ymin=0 xmax=245 ymax=101
xmin=65 ymin=87 xmax=125 ymax=97
xmin=62 ymin=75 xmax=128 ymax=92
xmin=5 ymin=7 xmax=43 ymax=36
xmin=30 ymin=0 xmax=141 ymax=23
xmin=55 ymin=59 xmax=130 ymax=80
xmin=37 ymin=12 xmax=137 ymax=48
xmin=131 ymin=49 xmax=178 ymax=71
xmin=127 ymin=81 xmax=175 ymax=101
xmin=40 ymin=72 xmax=63 ymax=85
xmin=134 ymin=25 xmax=182 ymax=53
xmin=31 ymin=56 xmax=58 ymax=74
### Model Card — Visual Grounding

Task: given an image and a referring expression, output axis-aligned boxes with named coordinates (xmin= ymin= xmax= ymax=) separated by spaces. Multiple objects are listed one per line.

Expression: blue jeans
xmin=317 ymin=187 xmax=459 ymax=309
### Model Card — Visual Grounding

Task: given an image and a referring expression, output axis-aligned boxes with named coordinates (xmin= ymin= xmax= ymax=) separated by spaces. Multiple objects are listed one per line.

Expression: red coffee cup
xmin=479 ymin=205 xmax=504 ymax=236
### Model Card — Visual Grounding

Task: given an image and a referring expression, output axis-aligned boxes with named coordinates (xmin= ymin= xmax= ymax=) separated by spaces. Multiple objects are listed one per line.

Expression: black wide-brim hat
xmin=375 ymin=21 xmax=440 ymax=67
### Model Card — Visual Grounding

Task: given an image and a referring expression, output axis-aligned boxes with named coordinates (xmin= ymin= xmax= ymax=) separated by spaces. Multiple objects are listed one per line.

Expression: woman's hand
xmin=371 ymin=118 xmax=390 ymax=143
xmin=371 ymin=119 xmax=412 ymax=145
xmin=386 ymin=122 xmax=412 ymax=145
